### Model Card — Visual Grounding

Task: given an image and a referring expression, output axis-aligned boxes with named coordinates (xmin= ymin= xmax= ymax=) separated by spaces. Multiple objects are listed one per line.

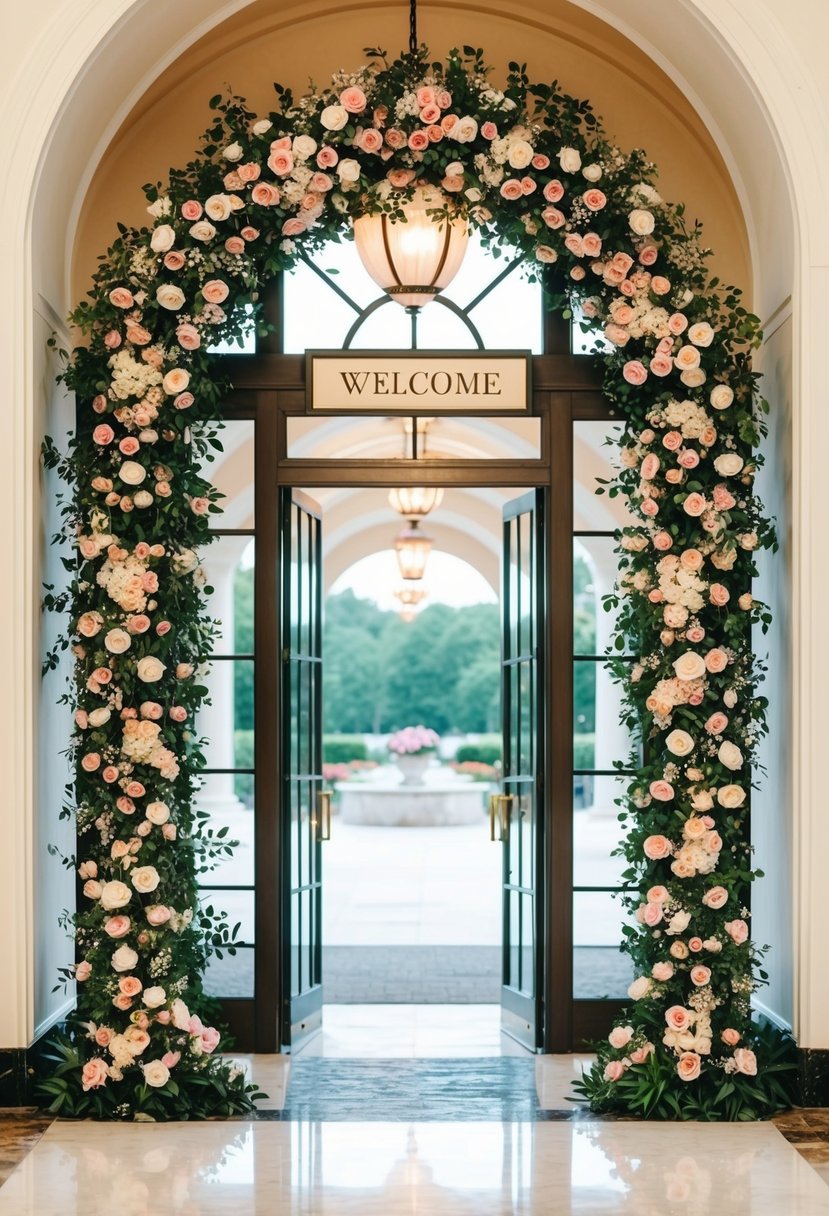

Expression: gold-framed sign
xmin=306 ymin=350 xmax=532 ymax=414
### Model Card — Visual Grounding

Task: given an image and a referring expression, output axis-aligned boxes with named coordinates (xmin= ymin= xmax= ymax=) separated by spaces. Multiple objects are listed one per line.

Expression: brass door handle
xmin=489 ymin=793 xmax=514 ymax=842
xmin=317 ymin=789 xmax=333 ymax=841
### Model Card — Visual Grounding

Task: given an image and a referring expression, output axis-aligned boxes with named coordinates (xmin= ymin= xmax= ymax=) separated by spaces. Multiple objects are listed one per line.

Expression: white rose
xmin=131 ymin=866 xmax=160 ymax=894
xmin=507 ymin=139 xmax=534 ymax=169
xmin=223 ymin=142 xmax=243 ymax=162
xmin=680 ymin=368 xmax=707 ymax=388
xmin=666 ymin=729 xmax=695 ymax=757
xmin=723 ymin=689 xmax=738 ymax=709
xmin=713 ymin=453 xmax=744 ymax=476
xmin=688 ymin=321 xmax=715 ymax=347
xmin=717 ymin=783 xmax=746 ymax=808
xmin=136 ymin=656 xmax=165 ymax=683
xmin=710 ymin=385 xmax=734 ymax=410
xmin=627 ymin=976 xmax=652 ymax=1000
xmin=673 ymin=651 xmax=706 ymax=681
xmin=320 ymin=104 xmax=348 ymax=131
xmin=118 ymin=461 xmax=147 ymax=486
xmin=156 ymin=284 xmax=185 ymax=311
xmin=146 ymin=196 xmax=172 ymax=218
xmin=138 ymin=429 xmax=158 ymax=445
xmin=88 ymin=707 xmax=111 ymax=728
xmin=558 ymin=146 xmax=581 ymax=173
xmin=667 ymin=910 xmax=691 ymax=935
xmin=204 ymin=194 xmax=232 ymax=222
xmin=104 ymin=629 xmax=131 ymax=655
xmin=162 ymin=368 xmax=190 ymax=395
xmin=252 ymin=119 xmax=272 ymax=136
xmin=133 ymin=490 xmax=154 ymax=508
xmin=629 ymin=208 xmax=656 ymax=236
xmin=111 ymin=944 xmax=139 ymax=972
xmin=582 ymin=163 xmax=603 ymax=182
xmin=337 ymin=158 xmax=361 ymax=183
xmin=293 ymin=134 xmax=317 ymax=161
xmin=189 ymin=220 xmax=216 ymax=242
xmin=146 ymin=801 xmax=170 ymax=825
xmin=452 ymin=116 xmax=479 ymax=143
xmin=718 ymin=741 xmax=743 ymax=770
xmin=150 ymin=225 xmax=176 ymax=254
xmin=100 ymin=880 xmax=132 ymax=910
xmin=142 ymin=1060 xmax=170 ymax=1088
xmin=142 ymin=985 xmax=167 ymax=1009
xmin=228 ymin=194 xmax=245 ymax=212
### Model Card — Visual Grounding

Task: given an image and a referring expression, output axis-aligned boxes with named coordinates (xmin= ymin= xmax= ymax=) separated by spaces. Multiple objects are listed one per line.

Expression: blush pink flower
xmin=705 ymin=648 xmax=728 ymax=673
xmin=340 ymin=86 xmax=367 ymax=113
xmin=665 ymin=1006 xmax=693 ymax=1032
xmin=702 ymin=886 xmax=729 ymax=909
xmin=662 ymin=431 xmax=683 ymax=452
xmin=582 ymin=188 xmax=607 ymax=211
xmin=541 ymin=207 xmax=565 ymax=229
xmin=649 ymin=780 xmax=675 ymax=802
xmin=643 ymin=834 xmax=672 ymax=859
xmin=733 ymin=1048 xmax=757 ymax=1076
xmin=725 ymin=918 xmax=749 ymax=944
xmin=677 ymin=1052 xmax=702 ymax=1082
xmin=683 ymin=492 xmax=707 ymax=517
xmin=603 ymin=1060 xmax=624 ymax=1082
xmin=721 ymin=1028 xmax=741 ymax=1047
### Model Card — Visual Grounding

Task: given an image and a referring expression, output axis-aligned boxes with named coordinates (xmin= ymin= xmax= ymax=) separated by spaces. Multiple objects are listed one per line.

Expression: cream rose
xmin=507 ymin=139 xmax=534 ymax=169
xmin=223 ymin=141 xmax=243 ymax=161
xmin=118 ymin=461 xmax=146 ymax=486
xmin=666 ymin=729 xmax=695 ymax=757
xmin=713 ymin=453 xmax=744 ymax=476
xmin=627 ymin=976 xmax=652 ymax=1000
xmin=336 ymin=158 xmax=361 ymax=183
xmin=320 ymin=105 xmax=348 ymax=131
xmin=142 ymin=1060 xmax=170 ymax=1088
xmin=717 ymin=783 xmax=746 ymax=808
xmin=688 ymin=321 xmax=715 ymax=347
xmin=718 ymin=741 xmax=744 ymax=770
xmin=189 ymin=220 xmax=216 ymax=242
xmin=673 ymin=651 xmax=706 ymax=681
xmin=111 ymin=944 xmax=139 ymax=972
xmin=710 ymin=385 xmax=734 ymax=410
xmin=104 ymin=629 xmax=131 ymax=655
xmin=100 ymin=880 xmax=132 ymax=910
xmin=150 ymin=225 xmax=176 ymax=254
xmin=293 ymin=134 xmax=317 ymax=161
xmin=162 ymin=368 xmax=190 ymax=395
xmin=142 ymin=985 xmax=167 ymax=1009
xmin=204 ymin=194 xmax=232 ymax=221
xmin=452 ymin=116 xmax=479 ymax=142
xmin=558 ymin=146 xmax=581 ymax=173
xmin=146 ymin=801 xmax=170 ymax=825
xmin=156 ymin=284 xmax=185 ymax=311
xmin=131 ymin=865 xmax=160 ymax=894
xmin=136 ymin=656 xmax=166 ymax=683
xmin=629 ymin=208 xmax=655 ymax=236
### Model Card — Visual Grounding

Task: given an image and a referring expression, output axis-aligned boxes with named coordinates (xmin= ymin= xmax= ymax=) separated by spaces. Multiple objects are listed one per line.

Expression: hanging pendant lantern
xmin=394 ymin=519 xmax=432 ymax=580
xmin=388 ymin=486 xmax=444 ymax=520
xmin=393 ymin=583 xmax=429 ymax=610
xmin=353 ymin=185 xmax=469 ymax=309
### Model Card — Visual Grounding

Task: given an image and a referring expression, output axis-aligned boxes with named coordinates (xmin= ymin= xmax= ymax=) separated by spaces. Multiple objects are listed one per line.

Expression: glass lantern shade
xmin=388 ymin=486 xmax=444 ymax=519
xmin=394 ymin=520 xmax=432 ymax=580
xmin=393 ymin=584 xmax=429 ymax=609
xmin=352 ymin=185 xmax=469 ymax=308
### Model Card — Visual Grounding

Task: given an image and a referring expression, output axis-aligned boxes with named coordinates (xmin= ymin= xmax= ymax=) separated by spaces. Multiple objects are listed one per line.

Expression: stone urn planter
xmin=395 ymin=752 xmax=433 ymax=786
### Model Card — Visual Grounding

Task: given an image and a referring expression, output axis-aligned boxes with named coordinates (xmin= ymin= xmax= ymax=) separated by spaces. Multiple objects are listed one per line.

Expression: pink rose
xmin=649 ymin=780 xmax=675 ymax=802
xmin=665 ymin=1006 xmax=692 ymax=1032
xmin=721 ymin=1028 xmax=741 ymax=1047
xmin=733 ymin=1048 xmax=757 ymax=1076
xmin=240 ymin=226 xmax=260 ymax=241
xmin=651 ymin=275 xmax=671 ymax=295
xmin=93 ymin=424 xmax=114 ymax=445
xmin=119 ymin=436 xmax=140 ymax=456
xmin=690 ymin=965 xmax=711 ymax=986
xmin=652 ymin=962 xmax=673 ymax=981
xmin=725 ymin=918 xmax=749 ymax=944
xmin=146 ymin=905 xmax=171 ymax=926
xmin=603 ymin=1060 xmax=625 ymax=1082
xmin=102 ymin=766 xmax=120 ymax=784
xmin=169 ymin=705 xmax=188 ymax=722
xmin=156 ymin=620 xmax=171 ymax=637
xmin=251 ymin=182 xmax=281 ymax=206
xmin=340 ymin=86 xmax=367 ymax=113
xmin=173 ymin=392 xmax=194 ymax=411
xmin=677 ymin=1052 xmax=702 ymax=1082
xmin=683 ymin=492 xmax=707 ymax=517
xmin=705 ymin=648 xmax=728 ymax=673
xmin=541 ymin=207 xmax=565 ymax=229
xmin=643 ymin=901 xmax=663 ymax=927
xmin=709 ymin=583 xmax=730 ymax=607
xmin=162 ymin=1051 xmax=181 ymax=1069
xmin=200 ymin=1026 xmax=221 ymax=1053
xmin=644 ymin=835 xmax=672 ymax=860
xmin=316 ymin=146 xmax=339 ymax=169
xmin=702 ymin=886 xmax=729 ymax=909
xmin=125 ymin=781 xmax=145 ymax=799
xmin=608 ymin=1025 xmax=634 ymax=1049
xmin=127 ymin=615 xmax=151 ymax=635
xmin=408 ymin=130 xmax=429 ymax=152
xmin=358 ymin=127 xmax=384 ymax=153
xmin=582 ymin=232 xmax=602 ymax=256
xmin=629 ymin=1043 xmax=654 ymax=1064
xmin=678 ymin=450 xmax=700 ymax=470
xmin=520 ymin=176 xmax=536 ymax=195
xmin=650 ymin=354 xmax=673 ymax=377
xmin=104 ymin=329 xmax=121 ymax=349
xmin=180 ymin=200 xmax=202 ymax=220
xmin=268 ymin=149 xmax=294 ymax=176
xmin=119 ymin=976 xmax=143 ymax=997
xmin=116 ymin=797 xmax=135 ymax=815
xmin=81 ymin=1058 xmax=109 ymax=1091
xmin=499 ymin=179 xmax=523 ymax=201
xmin=564 ymin=233 xmax=584 ymax=257
xmin=543 ymin=179 xmax=564 ymax=203
xmin=419 ymin=104 xmax=441 ymax=125
xmin=162 ymin=823 xmax=177 ymax=841
xmin=652 ymin=531 xmax=673 ymax=551
xmin=76 ymin=960 xmax=92 ymax=982
xmin=81 ymin=752 xmax=101 ymax=772
xmin=583 ymin=188 xmax=606 ymax=211
xmin=176 ymin=323 xmax=201 ymax=350
xmin=108 ymin=287 xmax=134 ymax=309
xmin=640 ymin=453 xmax=660 ymax=481
xmin=662 ymin=431 xmax=683 ymax=452
xmin=202 ymin=279 xmax=229 ymax=304
xmin=705 ymin=712 xmax=729 ymax=735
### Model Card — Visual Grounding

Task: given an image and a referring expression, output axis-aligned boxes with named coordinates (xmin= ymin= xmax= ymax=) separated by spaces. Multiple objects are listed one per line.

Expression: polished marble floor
xmin=0 ymin=1117 xmax=827 ymax=1214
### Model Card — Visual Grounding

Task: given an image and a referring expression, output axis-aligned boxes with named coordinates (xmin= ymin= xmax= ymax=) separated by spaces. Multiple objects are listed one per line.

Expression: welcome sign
xmin=307 ymin=351 xmax=531 ymax=413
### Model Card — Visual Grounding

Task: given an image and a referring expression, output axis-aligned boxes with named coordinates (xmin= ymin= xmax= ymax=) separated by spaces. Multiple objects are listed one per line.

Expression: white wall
xmin=0 ymin=0 xmax=825 ymax=1049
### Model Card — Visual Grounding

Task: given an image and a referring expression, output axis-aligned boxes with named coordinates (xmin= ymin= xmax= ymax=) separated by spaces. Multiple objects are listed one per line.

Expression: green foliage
xmin=323 ymin=735 xmax=368 ymax=764
xmin=455 ymin=742 xmax=502 ymax=765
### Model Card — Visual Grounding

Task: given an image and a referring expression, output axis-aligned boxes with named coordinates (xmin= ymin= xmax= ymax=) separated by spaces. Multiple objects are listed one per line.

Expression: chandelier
xmin=394 ymin=519 xmax=432 ymax=580
xmin=388 ymin=486 xmax=444 ymax=519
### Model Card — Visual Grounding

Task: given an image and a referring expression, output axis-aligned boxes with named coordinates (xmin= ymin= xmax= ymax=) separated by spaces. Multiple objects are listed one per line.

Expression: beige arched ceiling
xmin=72 ymin=0 xmax=750 ymax=303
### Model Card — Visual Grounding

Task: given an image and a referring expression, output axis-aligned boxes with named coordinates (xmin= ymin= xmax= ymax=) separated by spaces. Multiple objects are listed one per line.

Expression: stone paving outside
xmin=205 ymin=809 xmax=633 ymax=1000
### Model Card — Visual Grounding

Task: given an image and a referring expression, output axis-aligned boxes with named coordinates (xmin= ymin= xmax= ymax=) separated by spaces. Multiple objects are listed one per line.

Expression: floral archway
xmin=42 ymin=45 xmax=794 ymax=1120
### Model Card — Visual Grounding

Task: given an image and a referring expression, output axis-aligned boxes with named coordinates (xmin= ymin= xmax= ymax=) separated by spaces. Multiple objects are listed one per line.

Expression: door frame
xmin=218 ymin=351 xmax=625 ymax=1052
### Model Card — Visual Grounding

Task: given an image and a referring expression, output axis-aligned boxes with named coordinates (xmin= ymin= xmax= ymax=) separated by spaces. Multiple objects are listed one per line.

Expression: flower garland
xmin=43 ymin=45 xmax=794 ymax=1120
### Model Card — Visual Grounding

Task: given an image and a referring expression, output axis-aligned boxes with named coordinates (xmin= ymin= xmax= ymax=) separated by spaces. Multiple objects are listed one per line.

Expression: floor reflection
xmin=1 ymin=1119 xmax=827 ymax=1214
